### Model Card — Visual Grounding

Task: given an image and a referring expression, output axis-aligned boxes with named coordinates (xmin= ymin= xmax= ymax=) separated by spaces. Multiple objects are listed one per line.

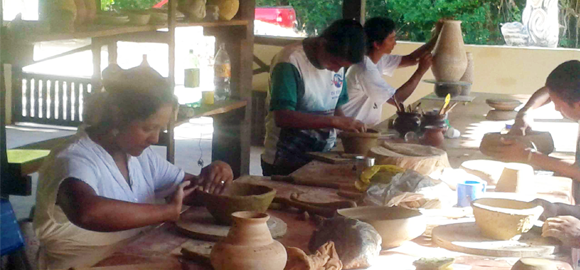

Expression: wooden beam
xmin=166 ymin=0 xmax=177 ymax=163
xmin=342 ymin=0 xmax=366 ymax=24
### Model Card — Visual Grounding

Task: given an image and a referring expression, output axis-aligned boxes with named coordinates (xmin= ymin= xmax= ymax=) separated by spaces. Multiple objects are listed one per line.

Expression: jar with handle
xmin=210 ymin=211 xmax=287 ymax=270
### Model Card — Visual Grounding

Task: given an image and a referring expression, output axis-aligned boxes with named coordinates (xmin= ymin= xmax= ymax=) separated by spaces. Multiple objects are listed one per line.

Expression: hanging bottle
xmin=214 ymin=43 xmax=231 ymax=101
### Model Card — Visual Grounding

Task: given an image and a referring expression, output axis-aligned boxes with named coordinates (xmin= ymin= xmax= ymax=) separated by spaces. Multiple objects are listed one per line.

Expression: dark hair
xmin=546 ymin=60 xmax=580 ymax=105
xmin=86 ymin=65 xmax=177 ymax=132
xmin=320 ymin=19 xmax=366 ymax=64
xmin=364 ymin=17 xmax=396 ymax=53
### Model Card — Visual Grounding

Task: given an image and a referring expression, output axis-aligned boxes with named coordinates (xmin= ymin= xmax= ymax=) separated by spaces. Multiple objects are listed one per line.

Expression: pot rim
xmin=199 ymin=183 xmax=276 ymax=200
xmin=471 ymin=198 xmax=544 ymax=216
xmin=337 ymin=206 xmax=423 ymax=222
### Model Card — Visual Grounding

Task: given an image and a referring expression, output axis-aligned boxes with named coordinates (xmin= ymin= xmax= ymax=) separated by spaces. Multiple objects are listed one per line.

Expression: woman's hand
xmin=332 ymin=117 xmax=367 ymax=133
xmin=199 ymin=161 xmax=234 ymax=194
xmin=482 ymin=137 xmax=530 ymax=162
xmin=417 ymin=54 xmax=433 ymax=74
xmin=542 ymin=216 xmax=580 ymax=248
xmin=509 ymin=113 xmax=533 ymax=136
xmin=168 ymin=181 xmax=197 ymax=221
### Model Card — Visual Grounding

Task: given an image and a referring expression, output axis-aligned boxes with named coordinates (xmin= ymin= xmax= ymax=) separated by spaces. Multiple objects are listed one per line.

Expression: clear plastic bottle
xmin=184 ymin=49 xmax=200 ymax=88
xmin=214 ymin=43 xmax=231 ymax=101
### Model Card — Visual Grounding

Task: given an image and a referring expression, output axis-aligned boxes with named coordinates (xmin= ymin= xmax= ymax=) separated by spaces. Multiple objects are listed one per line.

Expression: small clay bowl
xmin=486 ymin=99 xmax=522 ymax=111
xmin=199 ymin=183 xmax=276 ymax=225
xmin=472 ymin=198 xmax=544 ymax=240
xmin=340 ymin=129 xmax=380 ymax=155
xmin=338 ymin=206 xmax=426 ymax=249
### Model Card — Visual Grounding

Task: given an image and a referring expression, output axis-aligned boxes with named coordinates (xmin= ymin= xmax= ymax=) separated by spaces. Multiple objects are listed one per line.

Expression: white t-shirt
xmin=341 ymin=55 xmax=402 ymax=126
xmin=34 ymin=128 xmax=184 ymax=269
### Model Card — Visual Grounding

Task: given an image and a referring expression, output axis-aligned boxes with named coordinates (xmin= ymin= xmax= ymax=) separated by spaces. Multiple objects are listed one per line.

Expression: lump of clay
xmin=309 ymin=217 xmax=381 ymax=269
xmin=285 ymin=241 xmax=342 ymax=270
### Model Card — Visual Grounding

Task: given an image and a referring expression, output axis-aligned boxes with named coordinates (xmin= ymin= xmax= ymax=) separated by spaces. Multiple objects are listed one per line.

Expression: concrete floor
xmin=6 ymin=120 xmax=264 ymax=219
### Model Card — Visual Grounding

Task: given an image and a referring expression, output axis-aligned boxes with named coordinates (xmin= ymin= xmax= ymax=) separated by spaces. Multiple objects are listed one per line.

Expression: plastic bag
xmin=364 ymin=170 xmax=454 ymax=209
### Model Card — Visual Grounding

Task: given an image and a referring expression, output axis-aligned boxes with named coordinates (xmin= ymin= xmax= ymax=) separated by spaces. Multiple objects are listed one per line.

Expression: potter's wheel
xmin=176 ymin=207 xmax=288 ymax=242
xmin=485 ymin=98 xmax=522 ymax=121
xmin=432 ymin=221 xmax=561 ymax=257
xmin=423 ymin=79 xmax=472 ymax=98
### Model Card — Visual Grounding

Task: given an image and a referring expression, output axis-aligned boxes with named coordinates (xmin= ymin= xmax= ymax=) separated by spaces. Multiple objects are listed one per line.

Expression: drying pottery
xmin=511 ymin=258 xmax=559 ymax=270
xmin=199 ymin=183 xmax=276 ymax=224
xmin=460 ymin=159 xmax=506 ymax=185
xmin=434 ymin=84 xmax=462 ymax=98
xmin=486 ymin=110 xmax=518 ymax=121
xmin=472 ymin=198 xmax=544 ymax=240
xmin=210 ymin=211 xmax=287 ymax=270
xmin=149 ymin=10 xmax=168 ymax=24
xmin=393 ymin=112 xmax=421 ymax=137
xmin=459 ymin=52 xmax=474 ymax=96
xmin=486 ymin=98 xmax=522 ymax=111
xmin=480 ymin=131 xmax=555 ymax=155
xmin=337 ymin=206 xmax=426 ymax=249
xmin=178 ymin=0 xmax=206 ymax=21
xmin=432 ymin=20 xmax=468 ymax=82
xmin=309 ymin=216 xmax=381 ymax=269
xmin=207 ymin=0 xmax=239 ymax=20
xmin=495 ymin=163 xmax=534 ymax=193
xmin=369 ymin=141 xmax=451 ymax=176
xmin=340 ymin=129 xmax=380 ymax=155
xmin=420 ymin=125 xmax=447 ymax=148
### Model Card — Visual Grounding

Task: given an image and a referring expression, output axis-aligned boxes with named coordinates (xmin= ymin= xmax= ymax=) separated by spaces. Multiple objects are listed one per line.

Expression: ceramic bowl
xmin=472 ymin=198 xmax=544 ymax=240
xmin=337 ymin=206 xmax=426 ymax=249
xmin=199 ymin=183 xmax=276 ymax=225
xmin=480 ymin=131 xmax=555 ymax=155
xmin=340 ymin=129 xmax=380 ymax=155
xmin=486 ymin=98 xmax=522 ymax=111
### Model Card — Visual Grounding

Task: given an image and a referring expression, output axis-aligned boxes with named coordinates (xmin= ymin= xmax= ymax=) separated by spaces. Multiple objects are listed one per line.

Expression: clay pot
xmin=421 ymin=111 xmax=447 ymax=131
xmin=337 ymin=206 xmax=426 ymax=249
xmin=459 ymin=52 xmax=474 ymax=96
xmin=420 ymin=125 xmax=447 ymax=148
xmin=210 ymin=211 xmax=287 ymax=270
xmin=393 ymin=112 xmax=421 ymax=137
xmin=486 ymin=99 xmax=522 ymax=111
xmin=472 ymin=198 xmax=544 ymax=240
xmin=199 ymin=183 xmax=276 ymax=225
xmin=432 ymin=20 xmax=468 ymax=82
xmin=340 ymin=129 xmax=380 ymax=155
xmin=486 ymin=110 xmax=518 ymax=121
xmin=207 ymin=0 xmax=239 ymax=20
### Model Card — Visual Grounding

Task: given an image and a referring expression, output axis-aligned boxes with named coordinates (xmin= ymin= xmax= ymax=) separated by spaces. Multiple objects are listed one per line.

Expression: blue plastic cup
xmin=457 ymin=180 xmax=487 ymax=207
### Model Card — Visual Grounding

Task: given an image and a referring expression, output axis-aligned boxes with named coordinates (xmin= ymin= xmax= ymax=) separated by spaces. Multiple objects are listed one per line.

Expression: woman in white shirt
xmin=34 ymin=67 xmax=233 ymax=269
xmin=341 ymin=17 xmax=440 ymax=126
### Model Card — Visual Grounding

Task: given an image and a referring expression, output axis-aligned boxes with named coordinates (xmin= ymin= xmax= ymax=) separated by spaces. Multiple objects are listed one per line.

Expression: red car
xmin=153 ymin=1 xmax=297 ymax=29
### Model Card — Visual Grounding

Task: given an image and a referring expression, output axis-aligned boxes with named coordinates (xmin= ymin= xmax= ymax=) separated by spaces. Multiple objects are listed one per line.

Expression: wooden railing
xmin=12 ymin=72 xmax=93 ymax=127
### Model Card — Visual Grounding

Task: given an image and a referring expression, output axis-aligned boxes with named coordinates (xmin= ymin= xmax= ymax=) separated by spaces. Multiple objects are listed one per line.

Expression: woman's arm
xmin=274 ymin=110 xmax=366 ymax=132
xmin=399 ymin=21 xmax=442 ymax=68
xmin=388 ymin=54 xmax=432 ymax=105
xmin=57 ymin=178 xmax=193 ymax=232
xmin=509 ymin=87 xmax=551 ymax=135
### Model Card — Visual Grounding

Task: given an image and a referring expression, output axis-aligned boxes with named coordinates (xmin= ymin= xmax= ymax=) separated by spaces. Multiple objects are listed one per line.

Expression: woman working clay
xmin=340 ymin=17 xmax=440 ymax=126
xmin=33 ymin=66 xmax=233 ymax=269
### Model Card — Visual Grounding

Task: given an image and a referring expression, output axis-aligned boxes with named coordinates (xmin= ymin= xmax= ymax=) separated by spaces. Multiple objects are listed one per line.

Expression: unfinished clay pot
xmin=199 ymin=183 xmax=276 ymax=225
xmin=459 ymin=52 xmax=474 ymax=96
xmin=472 ymin=198 xmax=544 ymax=240
xmin=210 ymin=211 xmax=287 ymax=270
xmin=340 ymin=129 xmax=380 ymax=155
xmin=460 ymin=159 xmax=506 ymax=185
xmin=495 ymin=163 xmax=534 ymax=193
xmin=420 ymin=125 xmax=447 ymax=148
xmin=480 ymin=131 xmax=555 ymax=155
xmin=486 ymin=99 xmax=522 ymax=111
xmin=337 ymin=206 xmax=426 ymax=249
xmin=432 ymin=20 xmax=468 ymax=82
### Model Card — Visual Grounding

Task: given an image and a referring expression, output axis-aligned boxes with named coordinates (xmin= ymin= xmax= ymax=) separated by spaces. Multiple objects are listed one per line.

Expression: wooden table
xmin=374 ymin=92 xmax=577 ymax=168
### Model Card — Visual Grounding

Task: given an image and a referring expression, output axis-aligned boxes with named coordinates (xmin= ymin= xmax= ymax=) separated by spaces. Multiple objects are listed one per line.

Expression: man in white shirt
xmin=341 ymin=17 xmax=440 ymax=126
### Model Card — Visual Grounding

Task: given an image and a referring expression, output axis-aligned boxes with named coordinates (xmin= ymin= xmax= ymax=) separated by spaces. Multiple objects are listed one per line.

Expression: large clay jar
xmin=459 ymin=52 xmax=474 ymax=95
xmin=210 ymin=211 xmax=287 ymax=270
xmin=432 ymin=20 xmax=468 ymax=82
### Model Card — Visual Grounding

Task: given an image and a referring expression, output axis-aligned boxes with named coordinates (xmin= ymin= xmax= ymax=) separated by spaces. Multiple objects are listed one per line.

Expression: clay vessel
xmin=420 ymin=125 xmax=447 ymax=148
xmin=340 ymin=129 xmax=380 ymax=155
xmin=199 ymin=183 xmax=276 ymax=225
xmin=337 ymin=206 xmax=426 ymax=249
xmin=472 ymin=198 xmax=544 ymax=240
xmin=460 ymin=52 xmax=474 ymax=96
xmin=393 ymin=112 xmax=421 ymax=138
xmin=486 ymin=98 xmax=522 ymax=111
xmin=432 ymin=20 xmax=468 ymax=82
xmin=210 ymin=211 xmax=287 ymax=270
xmin=480 ymin=131 xmax=555 ymax=155
xmin=495 ymin=163 xmax=534 ymax=193
xmin=421 ymin=111 xmax=447 ymax=131
xmin=207 ymin=0 xmax=239 ymax=20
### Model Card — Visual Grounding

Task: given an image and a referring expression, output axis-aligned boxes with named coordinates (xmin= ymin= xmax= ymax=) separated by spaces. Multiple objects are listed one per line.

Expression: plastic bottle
xmin=214 ymin=43 xmax=231 ymax=101
xmin=184 ymin=49 xmax=200 ymax=88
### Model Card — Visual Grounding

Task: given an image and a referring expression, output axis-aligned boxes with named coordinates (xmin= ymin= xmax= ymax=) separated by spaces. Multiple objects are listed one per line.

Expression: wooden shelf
xmin=16 ymin=20 xmax=249 ymax=43
xmin=176 ymin=99 xmax=247 ymax=126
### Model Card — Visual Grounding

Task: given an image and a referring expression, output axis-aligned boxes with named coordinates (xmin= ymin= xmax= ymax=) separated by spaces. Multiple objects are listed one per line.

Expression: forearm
xmin=552 ymin=203 xmax=580 ymax=219
xmin=334 ymin=108 xmax=346 ymax=117
xmin=274 ymin=110 xmax=337 ymax=129
xmin=518 ymin=87 xmax=551 ymax=115
xmin=70 ymin=198 xmax=176 ymax=232
xmin=388 ymin=69 xmax=426 ymax=104
xmin=529 ymin=151 xmax=580 ymax=181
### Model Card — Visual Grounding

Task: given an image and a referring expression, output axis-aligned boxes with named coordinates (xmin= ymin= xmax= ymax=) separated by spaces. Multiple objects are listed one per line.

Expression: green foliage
xmin=101 ymin=0 xmax=159 ymax=11
xmin=256 ymin=0 xmax=342 ymax=35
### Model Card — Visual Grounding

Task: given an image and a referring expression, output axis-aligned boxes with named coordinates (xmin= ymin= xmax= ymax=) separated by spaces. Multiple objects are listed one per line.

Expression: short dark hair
xmin=546 ymin=60 xmax=580 ymax=105
xmin=320 ymin=19 xmax=366 ymax=64
xmin=364 ymin=17 xmax=396 ymax=53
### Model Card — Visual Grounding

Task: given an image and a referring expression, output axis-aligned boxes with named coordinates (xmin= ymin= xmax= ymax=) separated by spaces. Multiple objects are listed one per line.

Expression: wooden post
xmin=343 ymin=0 xmax=366 ymax=24
xmin=166 ymin=0 xmax=176 ymax=163
xmin=91 ymin=38 xmax=102 ymax=92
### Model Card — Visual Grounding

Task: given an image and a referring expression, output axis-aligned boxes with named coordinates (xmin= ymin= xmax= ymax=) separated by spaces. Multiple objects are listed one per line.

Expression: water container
xmin=0 ymin=198 xmax=24 ymax=256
